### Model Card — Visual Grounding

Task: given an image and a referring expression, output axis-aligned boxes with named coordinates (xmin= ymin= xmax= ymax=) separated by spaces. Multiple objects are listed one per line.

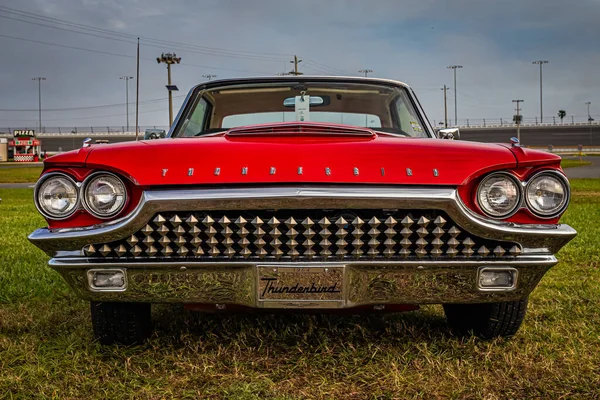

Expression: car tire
xmin=443 ymin=298 xmax=528 ymax=339
xmin=90 ymin=302 xmax=152 ymax=345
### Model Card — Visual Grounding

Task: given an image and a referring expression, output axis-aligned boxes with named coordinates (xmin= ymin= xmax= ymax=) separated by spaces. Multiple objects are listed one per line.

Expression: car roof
xmin=190 ymin=76 xmax=412 ymax=92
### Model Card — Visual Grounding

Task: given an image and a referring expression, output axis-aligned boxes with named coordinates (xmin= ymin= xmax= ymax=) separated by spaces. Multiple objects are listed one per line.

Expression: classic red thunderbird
xmin=29 ymin=77 xmax=576 ymax=344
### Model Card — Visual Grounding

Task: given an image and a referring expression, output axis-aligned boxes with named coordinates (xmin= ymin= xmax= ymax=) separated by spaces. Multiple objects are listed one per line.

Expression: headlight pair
xmin=35 ymin=172 xmax=127 ymax=220
xmin=477 ymin=171 xmax=569 ymax=219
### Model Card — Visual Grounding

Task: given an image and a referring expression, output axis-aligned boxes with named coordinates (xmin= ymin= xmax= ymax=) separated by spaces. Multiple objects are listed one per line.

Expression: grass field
xmin=560 ymin=159 xmax=593 ymax=169
xmin=0 ymin=166 xmax=42 ymax=183
xmin=1 ymin=181 xmax=599 ymax=399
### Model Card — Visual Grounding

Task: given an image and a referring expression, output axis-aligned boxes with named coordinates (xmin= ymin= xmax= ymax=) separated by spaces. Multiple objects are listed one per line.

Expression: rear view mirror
xmin=439 ymin=128 xmax=460 ymax=140
xmin=283 ymin=96 xmax=327 ymax=107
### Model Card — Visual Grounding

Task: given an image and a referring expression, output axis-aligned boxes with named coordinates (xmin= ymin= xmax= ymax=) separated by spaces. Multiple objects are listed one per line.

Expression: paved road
xmin=563 ymin=156 xmax=600 ymax=179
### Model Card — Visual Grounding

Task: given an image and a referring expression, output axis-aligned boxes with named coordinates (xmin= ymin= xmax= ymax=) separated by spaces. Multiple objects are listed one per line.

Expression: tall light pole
xmin=447 ymin=65 xmax=463 ymax=126
xmin=157 ymin=53 xmax=181 ymax=126
xmin=532 ymin=60 xmax=548 ymax=124
xmin=512 ymin=99 xmax=524 ymax=144
xmin=202 ymin=74 xmax=217 ymax=81
xmin=358 ymin=69 xmax=373 ymax=77
xmin=441 ymin=85 xmax=449 ymax=128
xmin=585 ymin=102 xmax=592 ymax=122
xmin=120 ymin=76 xmax=133 ymax=132
xmin=32 ymin=77 xmax=46 ymax=133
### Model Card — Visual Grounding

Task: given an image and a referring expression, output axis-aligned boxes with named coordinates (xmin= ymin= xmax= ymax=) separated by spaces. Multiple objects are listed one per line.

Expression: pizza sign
xmin=13 ymin=129 xmax=35 ymax=137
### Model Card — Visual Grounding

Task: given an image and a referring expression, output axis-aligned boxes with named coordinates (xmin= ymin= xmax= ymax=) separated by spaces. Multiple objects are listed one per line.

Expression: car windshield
xmin=172 ymin=80 xmax=430 ymax=138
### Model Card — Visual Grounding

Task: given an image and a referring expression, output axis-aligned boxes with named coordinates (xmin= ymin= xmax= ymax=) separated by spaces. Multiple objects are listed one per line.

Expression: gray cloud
xmin=0 ymin=0 xmax=598 ymax=129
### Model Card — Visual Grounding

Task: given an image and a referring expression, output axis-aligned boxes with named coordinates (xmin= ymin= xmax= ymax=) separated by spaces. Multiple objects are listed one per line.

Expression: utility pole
xmin=513 ymin=99 xmax=524 ymax=144
xmin=120 ymin=76 xmax=133 ymax=132
xmin=289 ymin=55 xmax=303 ymax=76
xmin=585 ymin=102 xmax=592 ymax=122
xmin=157 ymin=53 xmax=181 ymax=126
xmin=441 ymin=85 xmax=449 ymax=128
xmin=202 ymin=74 xmax=217 ymax=81
xmin=32 ymin=77 xmax=46 ymax=133
xmin=532 ymin=60 xmax=548 ymax=124
xmin=358 ymin=69 xmax=373 ymax=77
xmin=447 ymin=65 xmax=463 ymax=126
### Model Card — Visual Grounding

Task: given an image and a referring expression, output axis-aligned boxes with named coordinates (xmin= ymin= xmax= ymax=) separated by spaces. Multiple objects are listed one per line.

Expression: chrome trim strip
xmin=49 ymin=254 xmax=557 ymax=268
xmin=29 ymin=186 xmax=576 ymax=255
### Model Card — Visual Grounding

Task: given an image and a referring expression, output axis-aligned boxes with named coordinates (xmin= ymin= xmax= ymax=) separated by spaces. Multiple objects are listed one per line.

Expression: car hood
xmin=62 ymin=133 xmax=521 ymax=187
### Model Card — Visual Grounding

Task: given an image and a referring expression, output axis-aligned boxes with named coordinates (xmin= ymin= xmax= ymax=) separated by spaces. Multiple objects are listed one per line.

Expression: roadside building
xmin=9 ymin=130 xmax=42 ymax=162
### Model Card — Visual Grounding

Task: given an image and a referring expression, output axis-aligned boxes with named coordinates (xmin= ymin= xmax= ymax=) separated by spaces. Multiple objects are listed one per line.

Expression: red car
xmin=29 ymin=77 xmax=576 ymax=344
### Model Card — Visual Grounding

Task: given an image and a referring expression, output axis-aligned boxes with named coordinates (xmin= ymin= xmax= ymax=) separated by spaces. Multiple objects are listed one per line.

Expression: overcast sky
xmin=0 ymin=0 xmax=599 ymax=130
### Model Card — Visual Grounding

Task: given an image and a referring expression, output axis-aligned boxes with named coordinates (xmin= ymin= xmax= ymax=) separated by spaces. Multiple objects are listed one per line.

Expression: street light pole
xmin=447 ymin=65 xmax=463 ymax=126
xmin=120 ymin=76 xmax=133 ymax=132
xmin=512 ymin=99 xmax=524 ymax=144
xmin=585 ymin=102 xmax=592 ymax=122
xmin=32 ymin=77 xmax=46 ymax=133
xmin=157 ymin=53 xmax=181 ymax=126
xmin=532 ymin=60 xmax=548 ymax=124
xmin=358 ymin=69 xmax=373 ymax=77
xmin=441 ymin=85 xmax=449 ymax=128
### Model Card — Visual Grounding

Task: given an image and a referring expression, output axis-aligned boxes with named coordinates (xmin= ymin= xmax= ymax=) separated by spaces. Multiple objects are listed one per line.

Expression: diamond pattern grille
xmin=83 ymin=210 xmax=521 ymax=260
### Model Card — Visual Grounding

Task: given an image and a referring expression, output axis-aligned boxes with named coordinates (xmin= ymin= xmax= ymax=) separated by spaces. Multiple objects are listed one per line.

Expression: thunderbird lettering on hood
xmin=71 ymin=133 xmax=519 ymax=187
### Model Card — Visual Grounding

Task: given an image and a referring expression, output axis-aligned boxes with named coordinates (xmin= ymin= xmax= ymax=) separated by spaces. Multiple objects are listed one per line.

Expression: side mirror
xmin=439 ymin=128 xmax=460 ymax=140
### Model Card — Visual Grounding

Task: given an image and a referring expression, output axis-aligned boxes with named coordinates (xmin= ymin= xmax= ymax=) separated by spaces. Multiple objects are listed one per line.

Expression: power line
xmin=0 ymin=5 xmax=291 ymax=61
xmin=0 ymin=12 xmax=286 ymax=63
xmin=0 ymin=96 xmax=185 ymax=112
xmin=303 ymin=59 xmax=353 ymax=75
xmin=1 ymin=107 xmax=167 ymax=122
xmin=0 ymin=34 xmax=278 ymax=75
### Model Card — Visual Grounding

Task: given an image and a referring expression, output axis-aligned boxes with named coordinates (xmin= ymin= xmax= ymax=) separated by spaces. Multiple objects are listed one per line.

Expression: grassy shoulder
xmin=1 ymin=181 xmax=599 ymax=399
xmin=0 ymin=166 xmax=42 ymax=183
xmin=561 ymin=159 xmax=593 ymax=169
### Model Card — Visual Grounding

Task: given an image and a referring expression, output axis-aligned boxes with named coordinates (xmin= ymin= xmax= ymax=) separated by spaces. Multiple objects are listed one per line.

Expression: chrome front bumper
xmin=51 ymin=256 xmax=556 ymax=306
xmin=29 ymin=186 xmax=576 ymax=306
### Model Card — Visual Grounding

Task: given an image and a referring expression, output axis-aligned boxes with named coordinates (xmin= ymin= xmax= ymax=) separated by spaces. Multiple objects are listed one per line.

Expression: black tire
xmin=90 ymin=302 xmax=152 ymax=345
xmin=443 ymin=298 xmax=528 ymax=339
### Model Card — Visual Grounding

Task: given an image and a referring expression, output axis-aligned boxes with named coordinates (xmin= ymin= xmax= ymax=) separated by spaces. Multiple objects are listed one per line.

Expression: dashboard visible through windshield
xmin=172 ymin=80 xmax=431 ymax=138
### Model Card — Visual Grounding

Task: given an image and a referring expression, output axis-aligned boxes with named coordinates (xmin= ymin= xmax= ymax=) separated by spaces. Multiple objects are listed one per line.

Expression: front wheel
xmin=443 ymin=298 xmax=528 ymax=339
xmin=90 ymin=302 xmax=152 ymax=345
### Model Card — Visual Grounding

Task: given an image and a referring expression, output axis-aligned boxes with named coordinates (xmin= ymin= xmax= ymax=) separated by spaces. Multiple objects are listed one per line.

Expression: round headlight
xmin=83 ymin=173 xmax=127 ymax=218
xmin=477 ymin=173 xmax=521 ymax=218
xmin=35 ymin=174 xmax=79 ymax=219
xmin=525 ymin=172 xmax=569 ymax=217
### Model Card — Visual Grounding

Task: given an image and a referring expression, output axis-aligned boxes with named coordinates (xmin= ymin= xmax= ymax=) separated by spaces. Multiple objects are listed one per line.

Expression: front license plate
xmin=258 ymin=266 xmax=344 ymax=304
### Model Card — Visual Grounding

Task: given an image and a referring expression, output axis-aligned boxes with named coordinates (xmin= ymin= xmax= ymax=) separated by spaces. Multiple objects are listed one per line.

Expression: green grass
xmin=1 ymin=182 xmax=600 ymax=399
xmin=0 ymin=166 xmax=42 ymax=183
xmin=561 ymin=159 xmax=593 ymax=169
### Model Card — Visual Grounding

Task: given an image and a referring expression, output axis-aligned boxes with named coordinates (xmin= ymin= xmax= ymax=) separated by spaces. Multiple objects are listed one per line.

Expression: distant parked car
xmin=29 ymin=76 xmax=576 ymax=344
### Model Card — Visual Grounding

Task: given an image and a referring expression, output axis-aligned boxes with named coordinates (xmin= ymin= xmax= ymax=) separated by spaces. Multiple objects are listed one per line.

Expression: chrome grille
xmin=83 ymin=210 xmax=521 ymax=260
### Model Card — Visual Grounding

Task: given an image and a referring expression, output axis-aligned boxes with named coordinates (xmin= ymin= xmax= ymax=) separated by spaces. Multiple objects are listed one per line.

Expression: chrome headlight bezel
xmin=34 ymin=172 xmax=80 ymax=220
xmin=82 ymin=172 xmax=128 ymax=219
xmin=524 ymin=170 xmax=570 ymax=218
xmin=476 ymin=172 xmax=522 ymax=219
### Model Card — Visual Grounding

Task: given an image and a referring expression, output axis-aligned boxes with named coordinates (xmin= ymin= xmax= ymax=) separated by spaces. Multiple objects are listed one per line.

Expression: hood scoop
xmin=226 ymin=122 xmax=376 ymax=137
